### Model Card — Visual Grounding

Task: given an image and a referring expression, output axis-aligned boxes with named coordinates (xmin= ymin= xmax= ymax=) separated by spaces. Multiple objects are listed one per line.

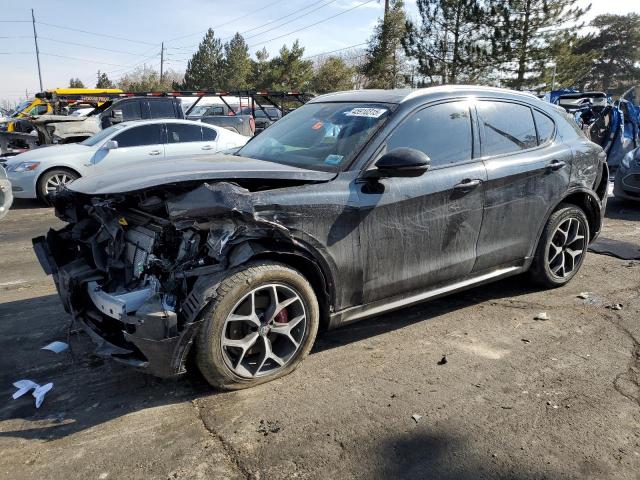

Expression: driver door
xmin=358 ymin=101 xmax=487 ymax=303
xmin=93 ymin=123 xmax=165 ymax=170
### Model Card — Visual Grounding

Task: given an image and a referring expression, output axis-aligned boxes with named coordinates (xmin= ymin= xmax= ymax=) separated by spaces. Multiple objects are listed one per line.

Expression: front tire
xmin=530 ymin=203 xmax=589 ymax=288
xmin=37 ymin=168 xmax=79 ymax=204
xmin=196 ymin=261 xmax=319 ymax=390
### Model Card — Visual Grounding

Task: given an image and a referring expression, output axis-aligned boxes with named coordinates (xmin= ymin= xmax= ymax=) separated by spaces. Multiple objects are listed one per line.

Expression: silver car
xmin=5 ymin=119 xmax=248 ymax=201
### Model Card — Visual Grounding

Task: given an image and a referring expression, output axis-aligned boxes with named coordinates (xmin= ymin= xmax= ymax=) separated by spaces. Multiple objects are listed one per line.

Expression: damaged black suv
xmin=34 ymin=86 xmax=609 ymax=389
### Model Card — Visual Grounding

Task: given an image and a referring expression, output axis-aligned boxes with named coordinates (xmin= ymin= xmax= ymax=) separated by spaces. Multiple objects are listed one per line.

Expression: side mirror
xmin=103 ymin=140 xmax=118 ymax=150
xmin=366 ymin=147 xmax=430 ymax=178
xmin=111 ymin=109 xmax=123 ymax=124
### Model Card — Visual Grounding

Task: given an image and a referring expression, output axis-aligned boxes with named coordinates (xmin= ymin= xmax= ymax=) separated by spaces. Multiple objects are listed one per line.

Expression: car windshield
xmin=236 ymin=102 xmax=393 ymax=171
xmin=80 ymin=124 xmax=124 ymax=146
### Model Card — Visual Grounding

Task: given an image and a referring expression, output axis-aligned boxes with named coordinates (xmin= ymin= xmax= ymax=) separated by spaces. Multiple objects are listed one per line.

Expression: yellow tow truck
xmin=4 ymin=88 xmax=122 ymax=133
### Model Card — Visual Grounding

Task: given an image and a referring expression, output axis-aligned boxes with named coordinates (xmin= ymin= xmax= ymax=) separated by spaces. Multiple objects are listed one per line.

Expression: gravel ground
xmin=0 ymin=197 xmax=639 ymax=480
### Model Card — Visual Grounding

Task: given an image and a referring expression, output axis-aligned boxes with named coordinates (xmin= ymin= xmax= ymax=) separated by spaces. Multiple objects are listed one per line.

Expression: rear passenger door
xmin=164 ymin=123 xmax=217 ymax=158
xmin=473 ymin=100 xmax=571 ymax=272
xmin=359 ymin=101 xmax=487 ymax=303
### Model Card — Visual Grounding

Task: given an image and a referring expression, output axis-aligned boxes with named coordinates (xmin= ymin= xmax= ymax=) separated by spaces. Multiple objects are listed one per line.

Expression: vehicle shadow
xmin=0 ymin=274 xmax=539 ymax=442
xmin=605 ymin=196 xmax=640 ymax=221
xmin=367 ymin=430 xmax=574 ymax=479
xmin=9 ymin=198 xmax=48 ymax=210
xmin=314 ymin=274 xmax=537 ymax=353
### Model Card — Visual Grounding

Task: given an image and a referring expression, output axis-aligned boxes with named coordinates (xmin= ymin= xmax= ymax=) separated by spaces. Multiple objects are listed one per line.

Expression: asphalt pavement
xmin=1 ymin=198 xmax=639 ymax=480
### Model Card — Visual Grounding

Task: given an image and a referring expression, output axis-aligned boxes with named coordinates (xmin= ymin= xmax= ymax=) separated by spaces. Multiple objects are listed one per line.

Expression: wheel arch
xmin=37 ymin=165 xmax=82 ymax=190
xmin=528 ymin=188 xmax=603 ymax=262
xmin=227 ymin=240 xmax=334 ymax=331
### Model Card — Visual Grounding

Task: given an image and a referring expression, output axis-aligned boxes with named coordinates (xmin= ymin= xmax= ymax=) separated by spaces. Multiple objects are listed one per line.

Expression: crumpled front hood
xmin=69 ymin=154 xmax=337 ymax=194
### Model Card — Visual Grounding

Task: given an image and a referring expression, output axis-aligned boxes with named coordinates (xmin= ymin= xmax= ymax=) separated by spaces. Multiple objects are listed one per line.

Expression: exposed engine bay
xmin=33 ymin=179 xmax=313 ymax=377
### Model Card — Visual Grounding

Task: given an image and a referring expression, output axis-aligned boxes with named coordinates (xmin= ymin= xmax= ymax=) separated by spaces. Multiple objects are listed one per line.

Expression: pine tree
xmin=404 ymin=0 xmax=493 ymax=85
xmin=252 ymin=48 xmax=271 ymax=90
xmin=268 ymin=41 xmax=314 ymax=90
xmin=310 ymin=57 xmax=354 ymax=94
xmin=541 ymin=33 xmax=595 ymax=91
xmin=69 ymin=78 xmax=85 ymax=88
xmin=575 ymin=13 xmax=640 ymax=93
xmin=95 ymin=70 xmax=115 ymax=89
xmin=222 ymin=33 xmax=252 ymax=90
xmin=360 ymin=0 xmax=408 ymax=89
xmin=491 ymin=0 xmax=590 ymax=90
xmin=183 ymin=28 xmax=225 ymax=90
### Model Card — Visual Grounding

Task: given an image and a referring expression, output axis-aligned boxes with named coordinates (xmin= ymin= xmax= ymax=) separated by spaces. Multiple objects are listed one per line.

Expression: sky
xmin=0 ymin=0 xmax=638 ymax=102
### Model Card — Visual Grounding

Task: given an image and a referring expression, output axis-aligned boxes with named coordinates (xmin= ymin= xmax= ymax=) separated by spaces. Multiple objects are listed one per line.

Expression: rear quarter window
xmin=478 ymin=101 xmax=538 ymax=156
xmin=533 ymin=110 xmax=556 ymax=145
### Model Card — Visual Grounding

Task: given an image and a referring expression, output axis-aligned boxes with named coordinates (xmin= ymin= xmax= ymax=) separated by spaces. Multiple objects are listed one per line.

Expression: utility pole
xmin=31 ymin=9 xmax=43 ymax=92
xmin=160 ymin=42 xmax=164 ymax=83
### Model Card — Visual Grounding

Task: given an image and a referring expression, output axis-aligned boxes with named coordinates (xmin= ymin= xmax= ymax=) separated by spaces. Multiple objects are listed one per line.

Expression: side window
xmin=114 ymin=124 xmax=163 ymax=148
xmin=206 ymin=106 xmax=224 ymax=116
xmin=385 ymin=101 xmax=473 ymax=167
xmin=167 ymin=123 xmax=203 ymax=143
xmin=149 ymin=100 xmax=176 ymax=119
xmin=533 ymin=110 xmax=555 ymax=145
xmin=202 ymin=126 xmax=217 ymax=141
xmin=119 ymin=101 xmax=142 ymax=121
xmin=478 ymin=101 xmax=538 ymax=156
xmin=28 ymin=104 xmax=48 ymax=115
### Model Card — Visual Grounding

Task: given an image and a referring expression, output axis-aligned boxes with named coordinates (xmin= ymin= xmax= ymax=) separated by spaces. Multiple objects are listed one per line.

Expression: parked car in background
xmin=0 ymin=165 xmax=12 ymax=220
xmin=238 ymin=106 xmax=282 ymax=133
xmin=5 ymin=119 xmax=248 ymax=202
xmin=613 ymin=147 xmax=640 ymax=200
xmin=29 ymin=96 xmax=185 ymax=146
xmin=34 ymin=86 xmax=608 ymax=390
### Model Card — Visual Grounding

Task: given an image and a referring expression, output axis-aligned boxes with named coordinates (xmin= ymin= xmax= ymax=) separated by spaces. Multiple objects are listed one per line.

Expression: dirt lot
xmin=0 ymin=198 xmax=639 ymax=480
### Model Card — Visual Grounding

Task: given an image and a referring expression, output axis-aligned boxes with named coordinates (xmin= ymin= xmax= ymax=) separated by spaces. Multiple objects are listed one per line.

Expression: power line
xmin=248 ymin=0 xmax=377 ymax=48
xmin=38 ymin=52 xmax=132 ymax=67
xmin=167 ymin=0 xmax=339 ymax=51
xmin=243 ymin=0 xmax=340 ymax=41
xmin=36 ymin=21 xmax=158 ymax=46
xmin=165 ymin=0 xmax=287 ymax=43
xmin=38 ymin=36 xmax=148 ymax=56
xmin=304 ymin=42 xmax=368 ymax=59
xmin=0 ymin=20 xmax=30 ymax=23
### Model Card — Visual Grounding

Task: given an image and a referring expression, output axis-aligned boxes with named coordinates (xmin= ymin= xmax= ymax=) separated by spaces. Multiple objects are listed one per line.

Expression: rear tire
xmin=37 ymin=168 xmax=79 ymax=204
xmin=196 ymin=261 xmax=319 ymax=390
xmin=529 ymin=203 xmax=589 ymax=288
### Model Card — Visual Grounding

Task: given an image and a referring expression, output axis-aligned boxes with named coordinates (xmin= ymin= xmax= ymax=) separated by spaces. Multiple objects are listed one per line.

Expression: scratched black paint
xmin=33 ymin=86 xmax=608 ymax=377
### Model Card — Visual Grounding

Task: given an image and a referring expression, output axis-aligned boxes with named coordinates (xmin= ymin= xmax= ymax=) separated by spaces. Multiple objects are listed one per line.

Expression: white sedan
xmin=5 ymin=119 xmax=248 ymax=201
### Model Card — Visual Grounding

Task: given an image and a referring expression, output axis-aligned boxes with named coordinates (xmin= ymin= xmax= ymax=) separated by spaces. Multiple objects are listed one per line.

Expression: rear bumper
xmin=32 ymin=234 xmax=200 ymax=378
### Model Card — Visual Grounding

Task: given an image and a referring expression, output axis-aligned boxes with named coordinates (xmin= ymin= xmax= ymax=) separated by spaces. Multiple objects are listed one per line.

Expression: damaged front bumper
xmin=32 ymin=235 xmax=201 ymax=378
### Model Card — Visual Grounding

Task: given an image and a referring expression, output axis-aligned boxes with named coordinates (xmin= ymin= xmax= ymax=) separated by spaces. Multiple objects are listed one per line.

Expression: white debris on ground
xmin=12 ymin=379 xmax=54 ymax=408
xmin=41 ymin=341 xmax=69 ymax=353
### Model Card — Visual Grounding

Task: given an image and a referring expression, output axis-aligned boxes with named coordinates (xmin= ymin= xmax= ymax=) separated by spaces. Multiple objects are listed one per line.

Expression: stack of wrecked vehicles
xmin=33 ymin=86 xmax=608 ymax=389
xmin=546 ymin=86 xmax=640 ymax=171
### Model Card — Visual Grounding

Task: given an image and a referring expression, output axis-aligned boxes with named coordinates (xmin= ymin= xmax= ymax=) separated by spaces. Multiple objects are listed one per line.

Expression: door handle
xmin=453 ymin=179 xmax=482 ymax=190
xmin=546 ymin=160 xmax=566 ymax=171
xmin=148 ymin=150 xmax=161 ymax=156
xmin=201 ymin=145 xmax=214 ymax=150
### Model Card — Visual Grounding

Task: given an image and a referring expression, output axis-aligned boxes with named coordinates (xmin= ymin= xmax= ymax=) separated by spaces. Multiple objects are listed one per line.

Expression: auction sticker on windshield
xmin=344 ymin=107 xmax=387 ymax=118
